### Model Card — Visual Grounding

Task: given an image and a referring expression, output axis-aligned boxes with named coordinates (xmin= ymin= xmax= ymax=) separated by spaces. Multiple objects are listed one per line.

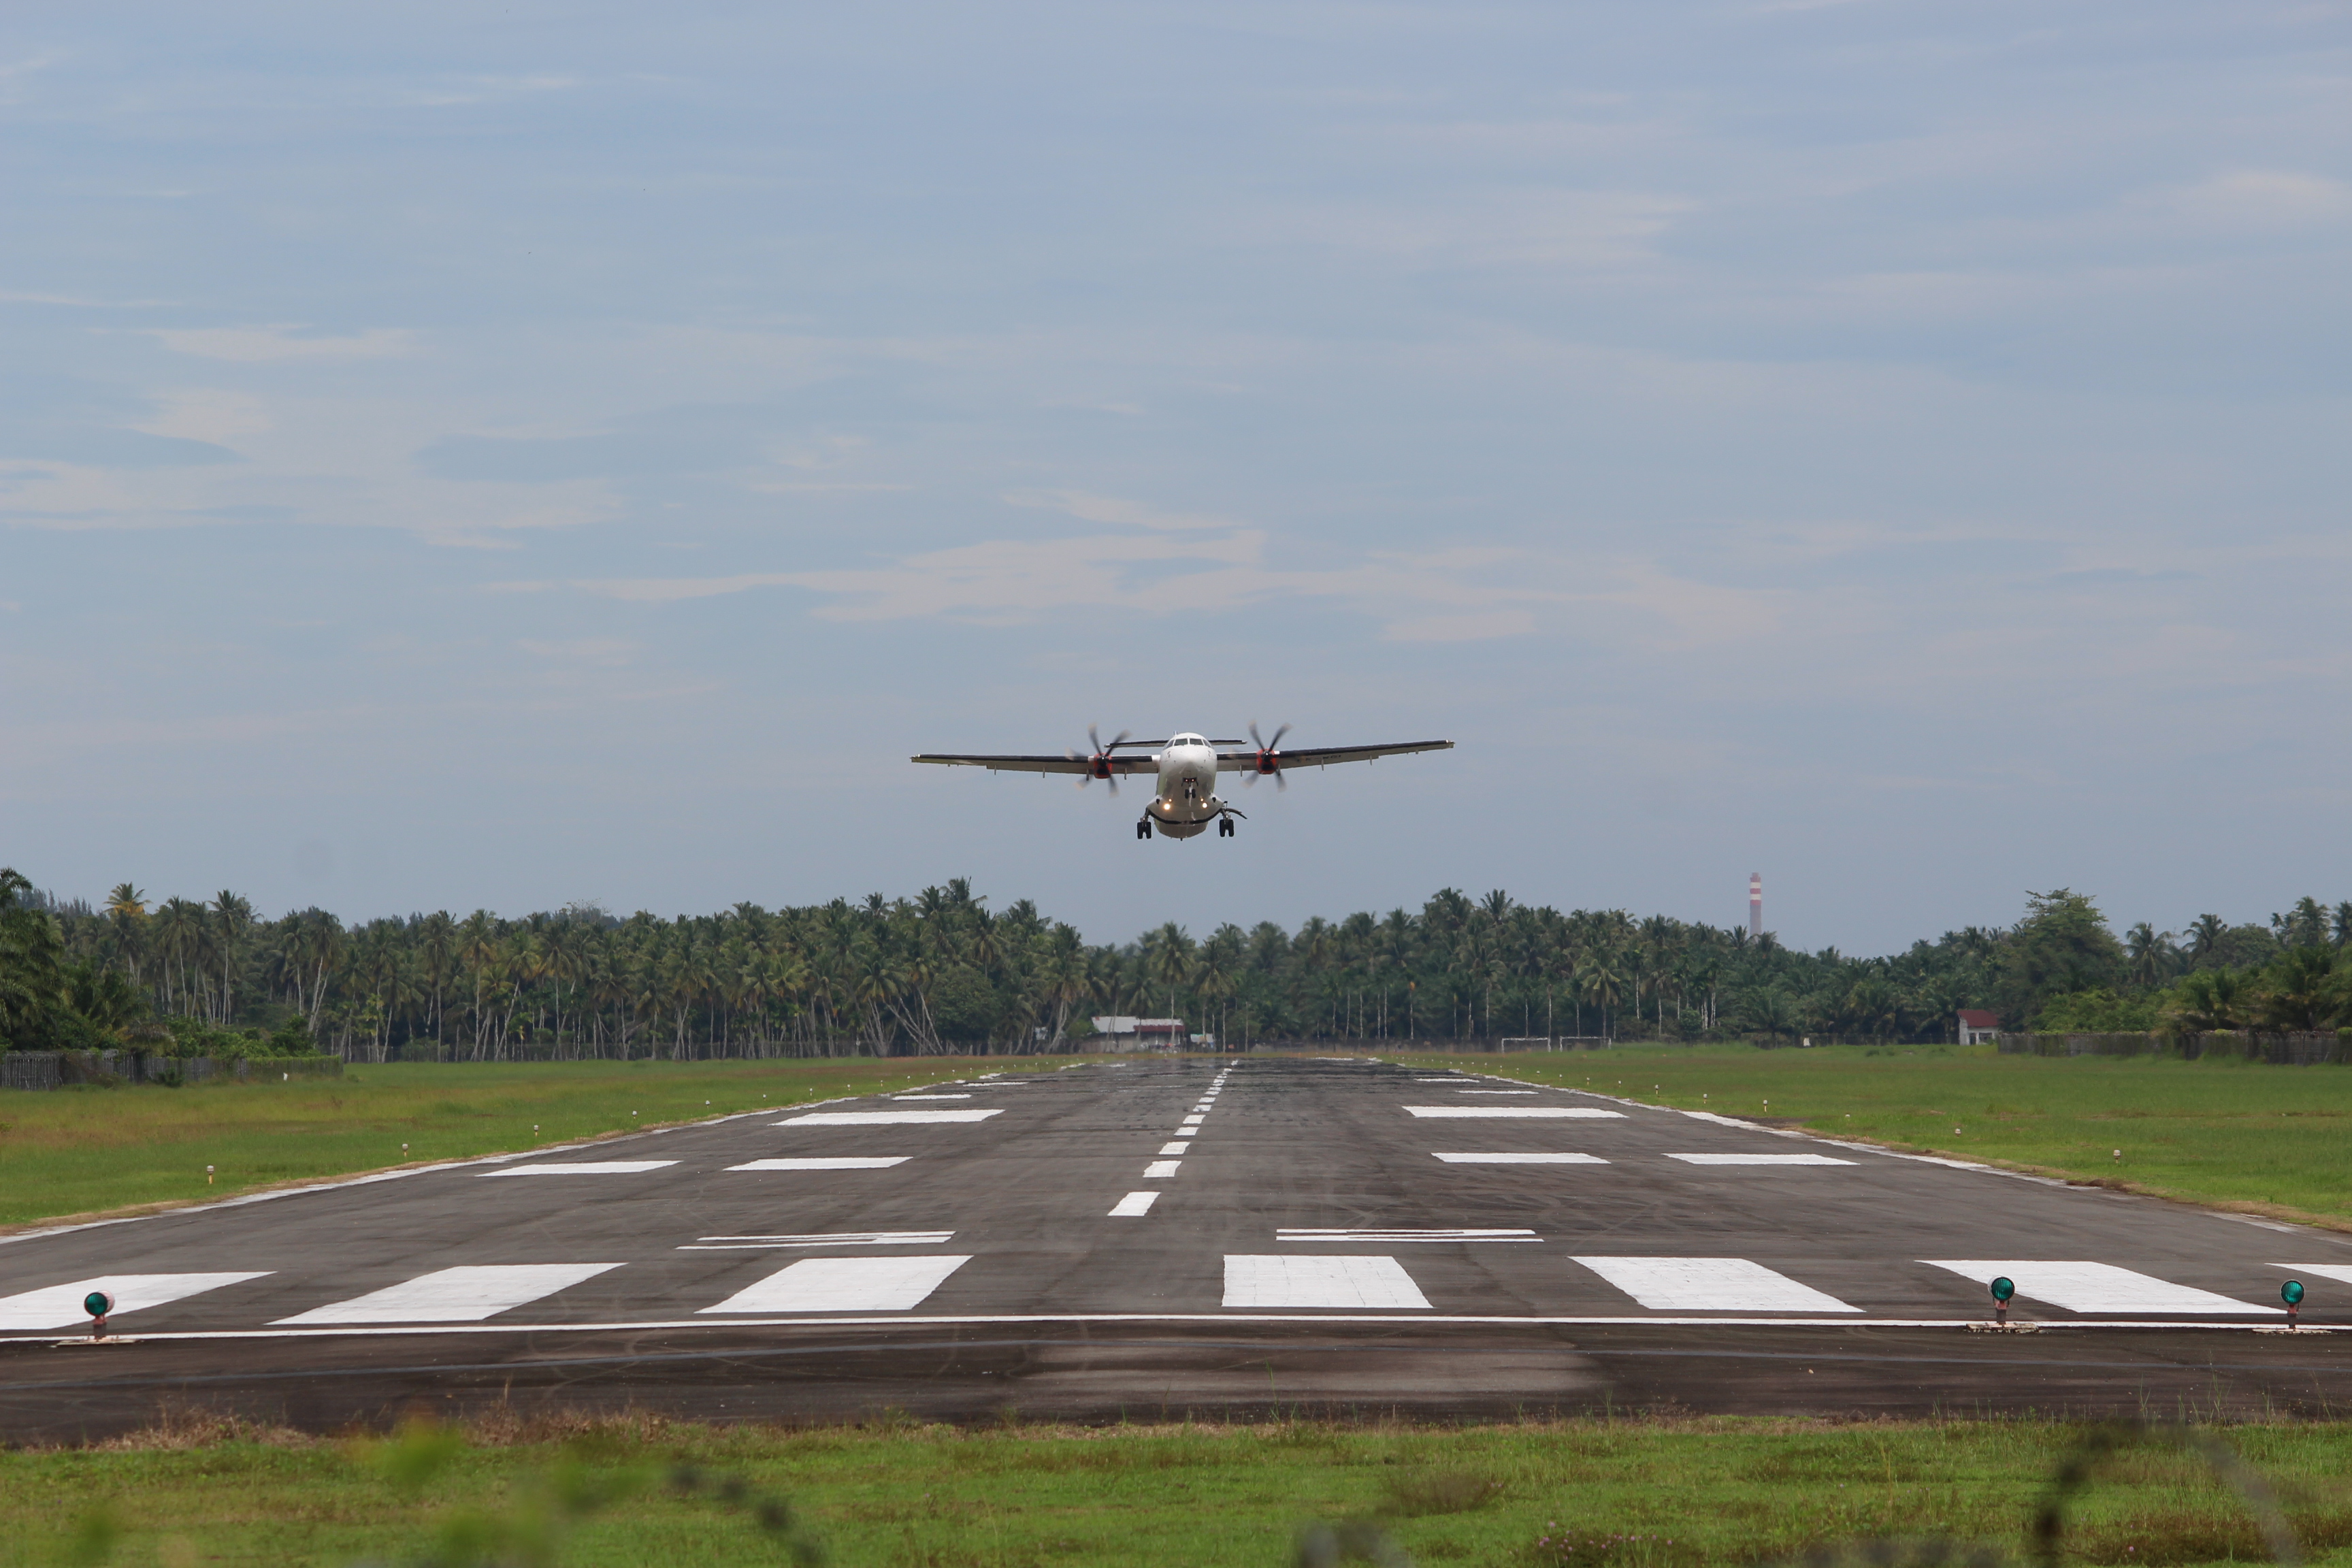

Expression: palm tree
xmin=105 ymin=884 xmax=148 ymax=983
xmin=2169 ymin=968 xmax=2243 ymax=1034
xmin=152 ymin=897 xmax=205 ymax=1017
xmin=2188 ymin=913 xmax=2228 ymax=967
xmin=212 ymin=892 xmax=254 ymax=1023
xmin=2124 ymin=922 xmax=2176 ymax=987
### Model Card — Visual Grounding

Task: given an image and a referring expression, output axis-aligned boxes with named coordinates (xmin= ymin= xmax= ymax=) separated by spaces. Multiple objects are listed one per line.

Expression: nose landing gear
xmin=1136 ymin=817 xmax=1152 ymax=840
xmin=1217 ymin=816 xmax=1235 ymax=838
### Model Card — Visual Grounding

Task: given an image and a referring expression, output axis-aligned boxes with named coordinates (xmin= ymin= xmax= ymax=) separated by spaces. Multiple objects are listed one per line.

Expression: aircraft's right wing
xmin=911 ymin=753 xmax=1148 ymax=776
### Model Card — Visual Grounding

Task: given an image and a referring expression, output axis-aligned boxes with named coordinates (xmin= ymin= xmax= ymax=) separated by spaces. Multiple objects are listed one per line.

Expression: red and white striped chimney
xmin=1748 ymin=872 xmax=1762 ymax=938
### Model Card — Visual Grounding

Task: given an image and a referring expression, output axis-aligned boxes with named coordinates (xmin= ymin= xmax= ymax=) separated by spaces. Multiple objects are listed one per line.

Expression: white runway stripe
xmin=1573 ymin=1256 xmax=1860 ymax=1313
xmin=681 ymin=1230 xmax=952 ymax=1250
xmin=701 ymin=1255 xmax=970 ymax=1313
xmin=1405 ymin=1107 xmax=1625 ymax=1120
xmin=276 ymin=1263 xmax=622 ymax=1324
xmin=1920 ymin=1261 xmax=2281 ymax=1315
xmin=777 ymin=1109 xmax=1002 ymax=1126
xmin=1667 ymin=1154 xmax=1855 ymax=1166
xmin=1158 ymin=1141 xmax=1191 ymax=1155
xmin=1109 ymin=1191 xmax=1159 ymax=1216
xmin=1278 ymin=1228 xmax=1539 ymax=1243
xmin=1143 ymin=1160 xmax=1182 ymax=1178
xmin=480 ymin=1161 xmax=676 ymax=1177
xmin=725 ymin=1157 xmax=910 ymax=1172
xmin=2272 ymin=1264 xmax=2352 ymax=1286
xmin=1435 ymin=1152 xmax=1607 ymax=1164
xmin=1456 ymin=1090 xmax=1537 ymax=1095
xmin=893 ymin=1094 xmax=972 ymax=1100
xmin=1224 ymin=1255 xmax=1431 ymax=1309
xmin=0 ymin=1272 xmax=271 ymax=1330
xmin=1181 ymin=1115 xmax=1205 ymax=1126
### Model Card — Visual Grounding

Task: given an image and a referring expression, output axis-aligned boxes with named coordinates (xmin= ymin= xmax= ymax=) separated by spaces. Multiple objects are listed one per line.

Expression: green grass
xmin=0 ymin=1058 xmax=1076 ymax=1230
xmin=1403 ymin=1043 xmax=2352 ymax=1228
xmin=14 ymin=1414 xmax=2352 ymax=1567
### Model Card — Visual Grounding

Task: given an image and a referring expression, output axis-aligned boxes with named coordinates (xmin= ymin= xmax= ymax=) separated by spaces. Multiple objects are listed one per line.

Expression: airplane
xmin=912 ymin=724 xmax=1454 ymax=840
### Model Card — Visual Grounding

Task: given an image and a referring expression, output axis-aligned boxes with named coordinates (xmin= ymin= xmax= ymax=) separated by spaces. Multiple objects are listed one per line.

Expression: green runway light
xmin=2284 ymin=1279 xmax=2305 ymax=1306
xmin=1990 ymin=1277 xmax=2014 ymax=1303
xmin=84 ymin=1291 xmax=112 ymax=1318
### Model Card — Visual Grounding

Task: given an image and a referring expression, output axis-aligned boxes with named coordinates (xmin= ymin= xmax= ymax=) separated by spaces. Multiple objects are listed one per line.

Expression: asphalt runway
xmin=8 ymin=1056 xmax=2352 ymax=1441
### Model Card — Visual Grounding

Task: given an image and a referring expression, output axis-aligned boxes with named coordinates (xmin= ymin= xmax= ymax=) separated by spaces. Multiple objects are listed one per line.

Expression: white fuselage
xmin=1146 ymin=734 xmax=1227 ymax=839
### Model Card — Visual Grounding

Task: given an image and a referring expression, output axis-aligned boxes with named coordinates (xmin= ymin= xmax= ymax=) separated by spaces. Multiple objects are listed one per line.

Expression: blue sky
xmin=4 ymin=2 xmax=2348 ymax=951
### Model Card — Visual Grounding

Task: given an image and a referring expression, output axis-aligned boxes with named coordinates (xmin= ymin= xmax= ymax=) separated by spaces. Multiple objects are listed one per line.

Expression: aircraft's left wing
xmin=911 ymin=753 xmax=1141 ymax=776
xmin=1217 ymin=740 xmax=1452 ymax=772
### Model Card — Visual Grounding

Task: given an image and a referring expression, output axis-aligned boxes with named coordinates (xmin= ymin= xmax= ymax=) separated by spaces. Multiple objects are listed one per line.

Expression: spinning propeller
xmin=1246 ymin=721 xmax=1291 ymax=789
xmin=1069 ymin=724 xmax=1131 ymax=794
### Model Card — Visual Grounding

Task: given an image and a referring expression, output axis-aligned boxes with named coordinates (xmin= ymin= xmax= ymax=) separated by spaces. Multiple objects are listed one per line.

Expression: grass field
xmin=1408 ymin=1043 xmax=2352 ymax=1230
xmin=10 ymin=1413 xmax=2352 ymax=1567
xmin=0 ymin=1058 xmax=1066 ymax=1231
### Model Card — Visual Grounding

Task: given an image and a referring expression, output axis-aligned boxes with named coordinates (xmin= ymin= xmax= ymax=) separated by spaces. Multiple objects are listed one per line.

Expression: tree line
xmin=3 ymin=868 xmax=2350 ymax=1059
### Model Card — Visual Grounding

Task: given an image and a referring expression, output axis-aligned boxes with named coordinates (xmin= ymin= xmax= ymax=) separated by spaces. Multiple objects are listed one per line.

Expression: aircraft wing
xmin=1218 ymin=740 xmax=1453 ymax=771
xmin=910 ymin=752 xmax=1150 ymax=776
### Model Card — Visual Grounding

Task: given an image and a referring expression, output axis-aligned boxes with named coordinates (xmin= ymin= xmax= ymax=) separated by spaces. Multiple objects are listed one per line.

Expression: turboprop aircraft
xmin=912 ymin=724 xmax=1453 ymax=840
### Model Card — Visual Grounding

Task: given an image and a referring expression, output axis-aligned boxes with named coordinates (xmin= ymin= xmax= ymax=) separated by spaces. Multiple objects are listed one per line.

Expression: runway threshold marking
xmin=1435 ymin=1152 xmax=1607 ymax=1164
xmin=0 ymin=1272 xmax=271 ymax=1330
xmin=1110 ymin=1192 xmax=1160 ymax=1217
xmin=777 ymin=1110 xmax=1003 ymax=1126
xmin=1921 ymin=1260 xmax=2283 ymax=1315
xmin=1405 ymin=1107 xmax=1626 ymax=1119
xmin=679 ymin=1231 xmax=955 ymax=1251
xmin=2273 ymin=1264 xmax=2352 ymax=1286
xmin=1277 ymin=1228 xmax=1539 ymax=1243
xmin=1573 ymin=1257 xmax=1862 ymax=1313
xmin=1224 ymin=1255 xmax=1431 ymax=1309
xmin=274 ymin=1264 xmax=624 ymax=1325
xmin=479 ymin=1161 xmax=677 ymax=1177
xmin=699 ymin=1255 xmax=971 ymax=1313
xmin=1666 ymin=1154 xmax=1857 ymax=1166
xmin=725 ymin=1157 xmax=911 ymax=1171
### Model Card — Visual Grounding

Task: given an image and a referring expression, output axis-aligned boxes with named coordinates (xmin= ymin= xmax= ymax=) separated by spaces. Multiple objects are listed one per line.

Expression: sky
xmin=3 ymin=1 xmax=2348 ymax=953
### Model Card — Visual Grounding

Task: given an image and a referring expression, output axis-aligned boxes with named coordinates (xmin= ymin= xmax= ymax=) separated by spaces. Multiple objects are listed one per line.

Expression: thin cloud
xmin=142 ymin=325 xmax=417 ymax=363
xmin=544 ymin=527 xmax=1780 ymax=648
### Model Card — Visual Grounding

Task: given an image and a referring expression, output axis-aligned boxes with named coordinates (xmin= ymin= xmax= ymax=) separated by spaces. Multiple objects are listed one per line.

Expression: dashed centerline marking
xmin=1143 ymin=1160 xmax=1182 ymax=1178
xmin=1109 ymin=1191 xmax=1160 ymax=1216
